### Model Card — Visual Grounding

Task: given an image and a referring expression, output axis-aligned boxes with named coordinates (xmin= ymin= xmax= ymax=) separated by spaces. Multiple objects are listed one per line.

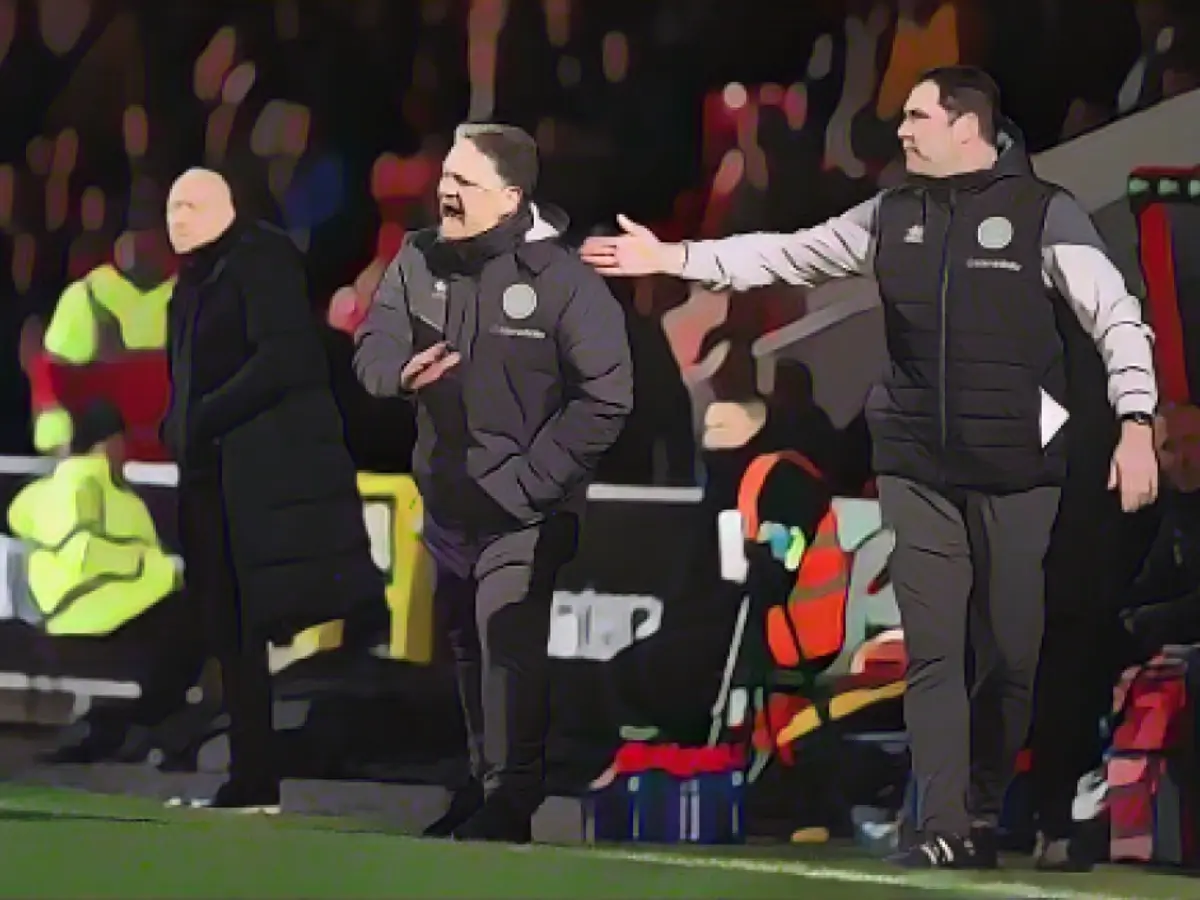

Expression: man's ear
xmin=954 ymin=111 xmax=981 ymax=145
xmin=502 ymin=185 xmax=523 ymax=216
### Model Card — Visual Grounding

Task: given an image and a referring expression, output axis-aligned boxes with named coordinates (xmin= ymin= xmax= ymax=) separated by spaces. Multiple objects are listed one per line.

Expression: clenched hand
xmin=400 ymin=342 xmax=460 ymax=393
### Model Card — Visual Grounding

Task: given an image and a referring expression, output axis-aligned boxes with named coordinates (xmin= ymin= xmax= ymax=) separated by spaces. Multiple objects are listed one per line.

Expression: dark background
xmin=0 ymin=0 xmax=1197 ymax=478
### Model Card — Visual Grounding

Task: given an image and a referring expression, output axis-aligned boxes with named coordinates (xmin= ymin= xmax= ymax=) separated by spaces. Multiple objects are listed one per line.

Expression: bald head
xmin=166 ymin=168 xmax=236 ymax=254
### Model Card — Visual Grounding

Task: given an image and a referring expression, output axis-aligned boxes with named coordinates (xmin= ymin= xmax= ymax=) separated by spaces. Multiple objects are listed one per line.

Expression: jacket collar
xmin=905 ymin=118 xmax=1032 ymax=195
xmin=424 ymin=202 xmax=569 ymax=277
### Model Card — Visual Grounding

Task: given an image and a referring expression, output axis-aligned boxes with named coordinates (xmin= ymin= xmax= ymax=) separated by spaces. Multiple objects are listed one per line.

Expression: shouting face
xmin=437 ymin=137 xmax=521 ymax=241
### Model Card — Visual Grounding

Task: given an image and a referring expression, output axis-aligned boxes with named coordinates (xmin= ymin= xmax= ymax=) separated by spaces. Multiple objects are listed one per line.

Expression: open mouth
xmin=439 ymin=198 xmax=464 ymax=219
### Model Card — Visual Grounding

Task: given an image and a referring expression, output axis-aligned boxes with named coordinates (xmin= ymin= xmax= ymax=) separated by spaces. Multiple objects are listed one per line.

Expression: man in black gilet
xmin=582 ymin=67 xmax=1160 ymax=869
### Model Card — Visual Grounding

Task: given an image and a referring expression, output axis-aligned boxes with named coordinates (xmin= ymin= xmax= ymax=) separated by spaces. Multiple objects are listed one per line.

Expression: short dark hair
xmin=918 ymin=66 xmax=1001 ymax=145
xmin=454 ymin=123 xmax=539 ymax=195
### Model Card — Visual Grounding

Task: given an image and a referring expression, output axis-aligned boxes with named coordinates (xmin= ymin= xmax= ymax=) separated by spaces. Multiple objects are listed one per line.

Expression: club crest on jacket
xmin=502 ymin=283 xmax=538 ymax=320
xmin=977 ymin=216 xmax=1013 ymax=250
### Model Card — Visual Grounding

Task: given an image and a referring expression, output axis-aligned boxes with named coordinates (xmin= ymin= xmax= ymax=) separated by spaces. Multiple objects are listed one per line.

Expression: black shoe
xmin=148 ymin=743 xmax=200 ymax=773
xmin=1034 ymin=832 xmax=1097 ymax=872
xmin=887 ymin=832 xmax=997 ymax=869
xmin=968 ymin=824 xmax=1001 ymax=869
xmin=166 ymin=779 xmax=281 ymax=815
xmin=38 ymin=720 xmax=126 ymax=765
xmin=37 ymin=737 xmax=120 ymax=765
xmin=451 ymin=793 xmax=533 ymax=844
xmin=110 ymin=726 xmax=155 ymax=764
xmin=423 ymin=781 xmax=485 ymax=838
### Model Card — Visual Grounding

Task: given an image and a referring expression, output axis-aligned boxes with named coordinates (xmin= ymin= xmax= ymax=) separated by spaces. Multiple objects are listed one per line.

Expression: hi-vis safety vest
xmin=34 ymin=265 xmax=173 ymax=453
xmin=7 ymin=454 xmax=176 ymax=636
xmin=737 ymin=451 xmax=850 ymax=670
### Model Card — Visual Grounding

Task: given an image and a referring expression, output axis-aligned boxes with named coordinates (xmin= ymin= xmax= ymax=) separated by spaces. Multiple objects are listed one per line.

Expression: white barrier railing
xmin=0 ymin=455 xmax=706 ymax=503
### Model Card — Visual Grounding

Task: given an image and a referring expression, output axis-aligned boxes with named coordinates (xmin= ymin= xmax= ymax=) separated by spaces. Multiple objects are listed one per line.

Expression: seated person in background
xmin=3 ymin=400 xmax=179 ymax=636
xmin=1120 ymin=403 xmax=1200 ymax=653
xmin=2 ymin=401 xmax=208 ymax=765
xmin=28 ymin=217 xmax=175 ymax=461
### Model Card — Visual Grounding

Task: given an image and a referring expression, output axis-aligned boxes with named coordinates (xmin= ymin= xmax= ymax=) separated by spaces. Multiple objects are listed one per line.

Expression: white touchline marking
xmin=539 ymin=846 xmax=1153 ymax=900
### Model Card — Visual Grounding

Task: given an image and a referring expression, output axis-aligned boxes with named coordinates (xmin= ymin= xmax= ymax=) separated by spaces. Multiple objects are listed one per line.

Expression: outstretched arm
xmin=680 ymin=196 xmax=881 ymax=292
xmin=581 ymin=197 xmax=881 ymax=293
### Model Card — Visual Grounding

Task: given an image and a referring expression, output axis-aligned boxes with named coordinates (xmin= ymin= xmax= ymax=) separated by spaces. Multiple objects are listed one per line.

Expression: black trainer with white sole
xmin=166 ymin=781 xmax=281 ymax=815
xmin=887 ymin=832 xmax=996 ymax=869
xmin=423 ymin=781 xmax=485 ymax=838
xmin=451 ymin=793 xmax=533 ymax=844
xmin=1034 ymin=831 xmax=1099 ymax=872
xmin=967 ymin=824 xmax=1000 ymax=869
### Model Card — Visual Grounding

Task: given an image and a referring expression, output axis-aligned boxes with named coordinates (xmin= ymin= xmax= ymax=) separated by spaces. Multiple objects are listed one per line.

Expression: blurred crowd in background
xmin=0 ymin=0 xmax=1197 ymax=479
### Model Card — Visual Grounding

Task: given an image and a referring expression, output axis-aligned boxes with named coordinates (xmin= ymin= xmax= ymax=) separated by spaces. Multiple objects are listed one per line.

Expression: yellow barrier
xmin=268 ymin=473 xmax=436 ymax=672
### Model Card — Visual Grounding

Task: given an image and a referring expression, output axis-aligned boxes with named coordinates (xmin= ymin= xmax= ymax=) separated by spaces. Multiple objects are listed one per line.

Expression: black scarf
xmin=177 ymin=217 xmax=247 ymax=286
xmin=170 ymin=218 xmax=247 ymax=396
xmin=165 ymin=218 xmax=247 ymax=469
xmin=426 ymin=204 xmax=534 ymax=277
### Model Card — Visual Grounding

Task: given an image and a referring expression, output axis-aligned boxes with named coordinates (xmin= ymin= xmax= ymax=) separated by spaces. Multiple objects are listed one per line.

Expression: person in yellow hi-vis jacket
xmin=33 ymin=261 xmax=174 ymax=454
xmin=5 ymin=401 xmax=179 ymax=635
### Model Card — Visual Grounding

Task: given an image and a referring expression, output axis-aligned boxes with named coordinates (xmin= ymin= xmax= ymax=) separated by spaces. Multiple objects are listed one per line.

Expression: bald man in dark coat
xmin=162 ymin=169 xmax=386 ymax=812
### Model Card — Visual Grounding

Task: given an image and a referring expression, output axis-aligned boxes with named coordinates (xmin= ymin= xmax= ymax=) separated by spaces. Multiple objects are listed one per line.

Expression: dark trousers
xmin=70 ymin=590 xmax=207 ymax=747
xmin=178 ymin=468 xmax=278 ymax=792
xmin=1033 ymin=487 xmax=1157 ymax=838
xmin=120 ymin=591 xmax=207 ymax=728
xmin=878 ymin=475 xmax=1060 ymax=836
xmin=429 ymin=513 xmax=579 ymax=812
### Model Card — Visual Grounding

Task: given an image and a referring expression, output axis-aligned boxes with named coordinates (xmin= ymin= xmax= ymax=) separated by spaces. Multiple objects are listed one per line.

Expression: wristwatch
xmin=1120 ymin=412 xmax=1155 ymax=427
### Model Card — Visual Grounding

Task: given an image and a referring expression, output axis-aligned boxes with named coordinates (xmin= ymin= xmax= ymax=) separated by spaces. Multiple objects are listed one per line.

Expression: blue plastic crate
xmin=588 ymin=769 xmax=746 ymax=845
